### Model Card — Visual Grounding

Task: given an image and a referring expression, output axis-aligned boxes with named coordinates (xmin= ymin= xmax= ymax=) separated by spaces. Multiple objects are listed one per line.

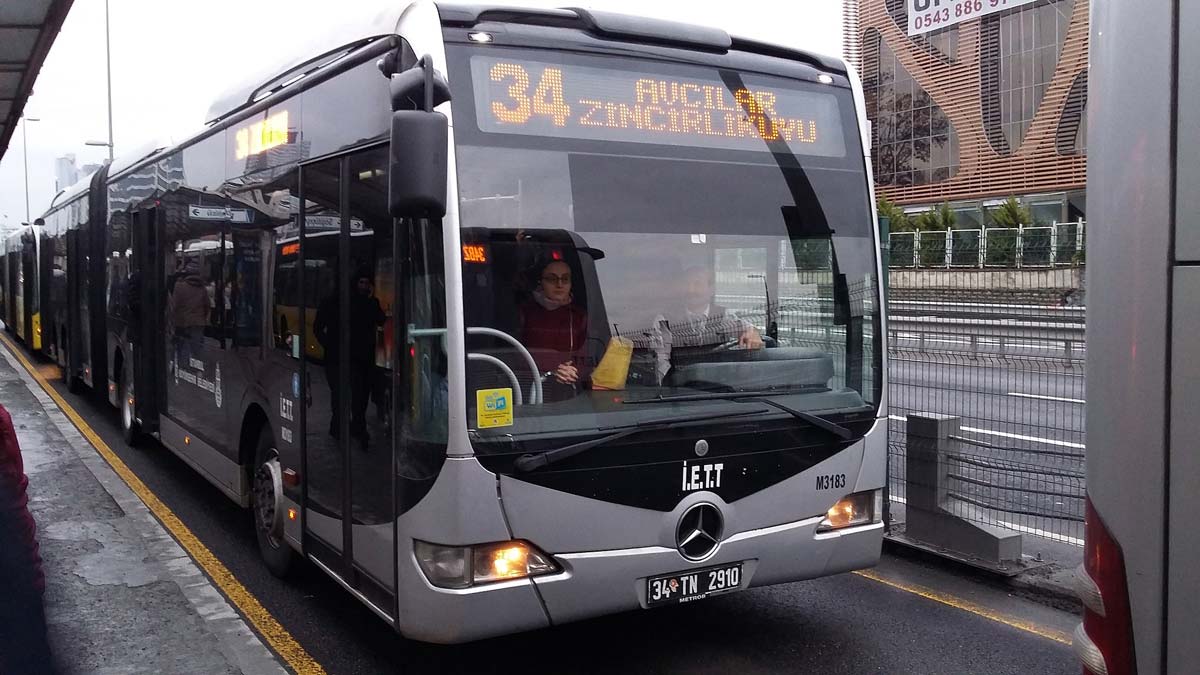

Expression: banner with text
xmin=908 ymin=0 xmax=1038 ymax=36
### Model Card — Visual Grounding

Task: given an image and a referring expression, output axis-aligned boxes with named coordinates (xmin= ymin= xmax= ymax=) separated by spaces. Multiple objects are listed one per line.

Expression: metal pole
xmin=22 ymin=119 xmax=30 ymax=224
xmin=104 ymin=0 xmax=114 ymax=161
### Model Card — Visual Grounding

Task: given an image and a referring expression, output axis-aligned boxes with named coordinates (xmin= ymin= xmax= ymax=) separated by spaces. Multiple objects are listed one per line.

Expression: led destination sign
xmin=470 ymin=56 xmax=846 ymax=157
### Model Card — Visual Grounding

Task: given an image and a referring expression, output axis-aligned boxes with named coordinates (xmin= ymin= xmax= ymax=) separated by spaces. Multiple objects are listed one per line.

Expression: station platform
xmin=0 ymin=343 xmax=284 ymax=674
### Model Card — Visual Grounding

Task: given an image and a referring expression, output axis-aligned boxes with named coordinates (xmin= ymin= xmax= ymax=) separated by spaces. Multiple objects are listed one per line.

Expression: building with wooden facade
xmin=845 ymin=0 xmax=1088 ymax=227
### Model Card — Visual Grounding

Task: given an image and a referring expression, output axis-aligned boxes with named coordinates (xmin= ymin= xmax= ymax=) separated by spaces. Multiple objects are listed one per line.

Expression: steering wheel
xmin=704 ymin=338 xmax=743 ymax=353
xmin=704 ymin=334 xmax=777 ymax=353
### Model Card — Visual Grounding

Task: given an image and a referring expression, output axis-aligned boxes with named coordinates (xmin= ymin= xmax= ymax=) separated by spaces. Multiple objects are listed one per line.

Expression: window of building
xmin=981 ymin=0 xmax=1075 ymax=154
xmin=1056 ymin=71 xmax=1088 ymax=155
xmin=862 ymin=29 xmax=959 ymax=187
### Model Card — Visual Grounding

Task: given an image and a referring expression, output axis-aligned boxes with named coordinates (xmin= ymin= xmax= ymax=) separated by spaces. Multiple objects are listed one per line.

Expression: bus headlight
xmin=817 ymin=489 xmax=882 ymax=532
xmin=415 ymin=539 xmax=558 ymax=589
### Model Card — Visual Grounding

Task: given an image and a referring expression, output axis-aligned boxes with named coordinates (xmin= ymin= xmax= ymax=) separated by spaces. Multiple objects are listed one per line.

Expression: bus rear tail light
xmin=1073 ymin=496 xmax=1135 ymax=675
xmin=415 ymin=539 xmax=558 ymax=589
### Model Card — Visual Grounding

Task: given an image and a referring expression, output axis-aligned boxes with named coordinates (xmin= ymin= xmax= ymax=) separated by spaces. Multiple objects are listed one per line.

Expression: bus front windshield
xmin=447 ymin=43 xmax=881 ymax=455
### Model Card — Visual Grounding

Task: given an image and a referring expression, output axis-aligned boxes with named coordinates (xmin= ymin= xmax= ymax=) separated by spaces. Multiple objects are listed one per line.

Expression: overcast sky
xmin=0 ymin=0 xmax=844 ymax=228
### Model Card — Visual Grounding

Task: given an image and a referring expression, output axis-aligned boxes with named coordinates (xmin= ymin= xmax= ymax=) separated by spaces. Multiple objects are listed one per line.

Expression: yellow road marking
xmin=853 ymin=568 xmax=1072 ymax=645
xmin=0 ymin=334 xmax=325 ymax=674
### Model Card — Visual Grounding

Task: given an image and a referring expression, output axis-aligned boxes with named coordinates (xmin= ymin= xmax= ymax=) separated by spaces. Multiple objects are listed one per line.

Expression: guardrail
xmin=889 ymin=300 xmax=1086 ymax=321
xmin=888 ymin=302 xmax=1084 ymax=361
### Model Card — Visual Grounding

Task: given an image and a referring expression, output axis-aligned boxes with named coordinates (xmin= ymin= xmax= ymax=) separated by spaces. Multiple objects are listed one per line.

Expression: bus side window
xmin=401 ymin=217 xmax=449 ymax=461
xmin=229 ymin=227 xmax=264 ymax=348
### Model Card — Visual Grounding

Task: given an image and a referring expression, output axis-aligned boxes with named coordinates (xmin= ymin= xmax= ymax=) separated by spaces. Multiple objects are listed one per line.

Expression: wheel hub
xmin=121 ymin=387 xmax=132 ymax=429
xmin=253 ymin=453 xmax=284 ymax=544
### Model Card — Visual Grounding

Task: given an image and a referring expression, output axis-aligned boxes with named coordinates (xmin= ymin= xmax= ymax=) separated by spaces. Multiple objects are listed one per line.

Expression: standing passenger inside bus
xmin=169 ymin=260 xmax=210 ymax=367
xmin=520 ymin=259 xmax=589 ymax=401
xmin=315 ymin=268 xmax=385 ymax=446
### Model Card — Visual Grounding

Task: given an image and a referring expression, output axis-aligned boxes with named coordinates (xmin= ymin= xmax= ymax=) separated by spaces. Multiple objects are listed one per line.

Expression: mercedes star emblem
xmin=676 ymin=503 xmax=724 ymax=560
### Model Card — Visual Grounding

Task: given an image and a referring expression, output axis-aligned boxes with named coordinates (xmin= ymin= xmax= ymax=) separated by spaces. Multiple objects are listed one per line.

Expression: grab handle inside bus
xmin=388 ymin=55 xmax=451 ymax=219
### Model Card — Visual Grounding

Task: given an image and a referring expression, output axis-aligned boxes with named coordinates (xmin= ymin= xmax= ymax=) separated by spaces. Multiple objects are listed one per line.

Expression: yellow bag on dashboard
xmin=590 ymin=336 xmax=634 ymax=390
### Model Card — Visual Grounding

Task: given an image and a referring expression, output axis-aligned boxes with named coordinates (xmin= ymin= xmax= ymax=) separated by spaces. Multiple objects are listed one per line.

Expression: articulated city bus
xmin=27 ymin=2 xmax=886 ymax=642
xmin=1 ymin=223 xmax=45 ymax=352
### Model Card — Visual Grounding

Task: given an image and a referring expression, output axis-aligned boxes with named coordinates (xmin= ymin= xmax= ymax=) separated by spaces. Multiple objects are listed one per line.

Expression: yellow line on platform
xmin=853 ymin=568 xmax=1072 ymax=645
xmin=0 ymin=334 xmax=324 ymax=675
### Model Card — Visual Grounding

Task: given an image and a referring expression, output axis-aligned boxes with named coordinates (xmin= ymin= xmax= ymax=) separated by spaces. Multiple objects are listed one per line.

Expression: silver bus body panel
xmin=353 ymin=521 xmax=398 ymax=591
xmin=395 ymin=456 xmax=512 ymax=547
xmin=1171 ymin=6 xmax=1200 ymax=673
xmin=1088 ymin=0 xmax=1172 ymax=672
xmin=1168 ymin=267 xmax=1200 ymax=673
xmin=305 ymin=510 xmax=342 ymax=552
xmin=158 ymin=416 xmax=248 ymax=506
xmin=393 ymin=457 xmax=546 ymax=642
xmin=855 ymin=416 xmax=887 ymax=494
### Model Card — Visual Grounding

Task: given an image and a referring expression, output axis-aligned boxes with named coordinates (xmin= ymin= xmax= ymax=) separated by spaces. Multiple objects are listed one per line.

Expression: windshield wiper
xmin=624 ymin=391 xmax=854 ymax=440
xmin=513 ymin=408 xmax=771 ymax=473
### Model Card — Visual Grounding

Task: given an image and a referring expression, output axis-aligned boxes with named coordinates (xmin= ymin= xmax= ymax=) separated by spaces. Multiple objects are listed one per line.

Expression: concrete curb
xmin=883 ymin=538 xmax=1083 ymax=612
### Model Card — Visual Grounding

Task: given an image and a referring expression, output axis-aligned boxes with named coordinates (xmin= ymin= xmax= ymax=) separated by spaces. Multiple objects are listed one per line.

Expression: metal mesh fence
xmin=886 ymin=222 xmax=1086 ymax=269
xmin=886 ymin=241 xmax=1086 ymax=548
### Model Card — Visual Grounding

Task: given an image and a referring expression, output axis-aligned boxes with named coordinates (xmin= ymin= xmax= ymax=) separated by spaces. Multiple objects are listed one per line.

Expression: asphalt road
xmin=34 ymin=364 xmax=1079 ymax=675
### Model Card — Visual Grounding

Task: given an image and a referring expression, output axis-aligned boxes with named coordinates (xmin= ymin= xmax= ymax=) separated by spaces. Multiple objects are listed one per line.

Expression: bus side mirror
xmin=388 ymin=55 xmax=451 ymax=219
xmin=389 ymin=111 xmax=448 ymax=218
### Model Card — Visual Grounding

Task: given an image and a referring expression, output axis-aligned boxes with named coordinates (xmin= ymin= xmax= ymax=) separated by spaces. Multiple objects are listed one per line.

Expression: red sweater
xmin=519 ymin=300 xmax=589 ymax=376
xmin=0 ymin=404 xmax=44 ymax=594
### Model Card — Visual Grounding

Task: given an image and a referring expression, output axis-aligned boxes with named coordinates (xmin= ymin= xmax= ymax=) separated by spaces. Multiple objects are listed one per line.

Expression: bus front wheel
xmin=252 ymin=429 xmax=294 ymax=578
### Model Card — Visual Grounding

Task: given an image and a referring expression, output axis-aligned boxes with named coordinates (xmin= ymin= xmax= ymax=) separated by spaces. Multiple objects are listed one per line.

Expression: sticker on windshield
xmin=476 ymin=388 xmax=514 ymax=429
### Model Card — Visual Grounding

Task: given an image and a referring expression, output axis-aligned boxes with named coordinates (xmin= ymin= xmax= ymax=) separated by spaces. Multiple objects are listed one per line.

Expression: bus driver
xmin=648 ymin=263 xmax=765 ymax=382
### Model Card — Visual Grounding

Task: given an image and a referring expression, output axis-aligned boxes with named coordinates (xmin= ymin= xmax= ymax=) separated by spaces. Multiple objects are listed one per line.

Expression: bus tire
xmin=64 ymin=356 xmax=82 ymax=394
xmin=119 ymin=374 xmax=142 ymax=446
xmin=251 ymin=429 xmax=294 ymax=578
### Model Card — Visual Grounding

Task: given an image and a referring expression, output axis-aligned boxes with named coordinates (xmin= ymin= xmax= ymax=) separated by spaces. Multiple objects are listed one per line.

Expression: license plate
xmin=645 ymin=562 xmax=743 ymax=607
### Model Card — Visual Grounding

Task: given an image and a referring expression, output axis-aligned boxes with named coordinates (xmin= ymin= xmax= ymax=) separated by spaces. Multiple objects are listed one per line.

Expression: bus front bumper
xmin=535 ymin=515 xmax=884 ymax=626
xmin=395 ymin=514 xmax=882 ymax=643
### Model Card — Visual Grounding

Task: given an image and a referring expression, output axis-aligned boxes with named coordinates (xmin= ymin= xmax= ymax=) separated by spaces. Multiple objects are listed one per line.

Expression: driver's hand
xmin=739 ymin=328 xmax=765 ymax=350
xmin=555 ymin=362 xmax=579 ymax=384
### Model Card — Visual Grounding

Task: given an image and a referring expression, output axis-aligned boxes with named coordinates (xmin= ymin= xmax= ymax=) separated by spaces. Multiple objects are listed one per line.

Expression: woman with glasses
xmin=519 ymin=258 xmax=589 ymax=401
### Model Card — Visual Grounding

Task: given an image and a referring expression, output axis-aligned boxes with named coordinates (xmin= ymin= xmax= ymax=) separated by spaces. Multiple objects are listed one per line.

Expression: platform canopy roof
xmin=0 ymin=0 xmax=75 ymax=163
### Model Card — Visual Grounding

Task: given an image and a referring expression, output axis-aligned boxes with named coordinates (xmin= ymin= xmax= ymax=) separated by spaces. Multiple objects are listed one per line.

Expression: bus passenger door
xmin=300 ymin=147 xmax=398 ymax=617
xmin=65 ymin=229 xmax=81 ymax=377
xmin=299 ymin=156 xmax=348 ymax=570
xmin=131 ymin=208 xmax=162 ymax=433
xmin=344 ymin=148 xmax=396 ymax=613
xmin=38 ymin=228 xmax=54 ymax=356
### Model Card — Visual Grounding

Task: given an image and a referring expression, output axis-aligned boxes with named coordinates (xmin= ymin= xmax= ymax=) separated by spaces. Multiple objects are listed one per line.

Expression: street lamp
xmin=22 ymin=117 xmax=41 ymax=225
xmin=85 ymin=140 xmax=114 ymax=155
xmin=85 ymin=0 xmax=115 ymax=162
xmin=103 ymin=0 xmax=114 ymax=162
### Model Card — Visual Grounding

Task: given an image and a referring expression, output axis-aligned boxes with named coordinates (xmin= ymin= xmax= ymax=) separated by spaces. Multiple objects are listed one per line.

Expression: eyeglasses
xmin=541 ymin=274 xmax=571 ymax=285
